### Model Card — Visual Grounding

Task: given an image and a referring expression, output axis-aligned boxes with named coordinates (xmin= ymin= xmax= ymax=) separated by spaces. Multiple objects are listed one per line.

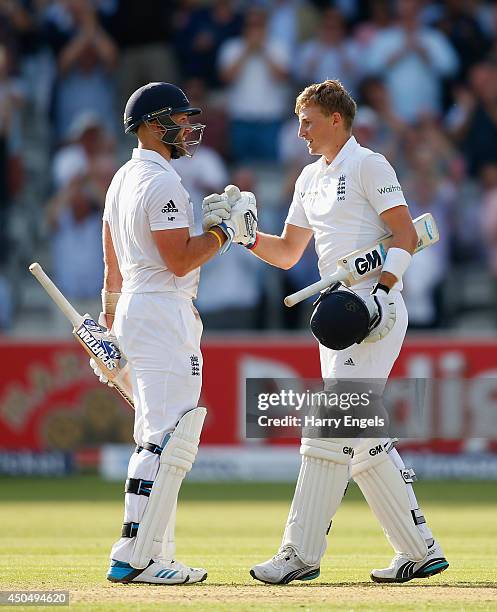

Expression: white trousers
xmin=319 ymin=289 xmax=407 ymax=383
xmin=110 ymin=292 xmax=203 ymax=562
xmin=316 ymin=289 xmax=407 ymax=454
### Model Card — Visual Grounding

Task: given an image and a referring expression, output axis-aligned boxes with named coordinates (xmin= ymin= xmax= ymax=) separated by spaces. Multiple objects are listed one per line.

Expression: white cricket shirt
xmin=103 ymin=148 xmax=199 ymax=297
xmin=286 ymin=136 xmax=407 ymax=290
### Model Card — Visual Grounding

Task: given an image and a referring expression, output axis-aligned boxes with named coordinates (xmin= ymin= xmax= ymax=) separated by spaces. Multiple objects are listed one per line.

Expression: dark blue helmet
xmin=124 ymin=82 xmax=201 ymax=133
xmin=310 ymin=283 xmax=371 ymax=350
xmin=124 ymin=82 xmax=204 ymax=157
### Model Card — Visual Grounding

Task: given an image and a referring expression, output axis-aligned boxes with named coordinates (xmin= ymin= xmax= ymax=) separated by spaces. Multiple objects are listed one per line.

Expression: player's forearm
xmin=102 ymin=263 xmax=122 ymax=328
xmin=102 ymin=222 xmax=122 ymax=293
xmin=387 ymin=225 xmax=418 ymax=256
xmin=103 ymin=264 xmax=122 ymax=292
xmin=248 ymin=232 xmax=300 ymax=270
xmin=174 ymin=230 xmax=226 ymax=277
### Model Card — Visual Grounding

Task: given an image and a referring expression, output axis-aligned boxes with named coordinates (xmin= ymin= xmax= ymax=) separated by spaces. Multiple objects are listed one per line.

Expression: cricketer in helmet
xmin=123 ymin=82 xmax=205 ymax=158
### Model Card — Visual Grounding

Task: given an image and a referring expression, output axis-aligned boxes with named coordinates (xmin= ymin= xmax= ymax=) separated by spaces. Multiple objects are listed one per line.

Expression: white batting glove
xmin=362 ymin=284 xmax=396 ymax=343
xmin=202 ymin=192 xmax=231 ymax=231
xmin=89 ymin=357 xmax=114 ymax=387
xmin=97 ymin=312 xmax=122 ymax=354
xmin=217 ymin=185 xmax=258 ymax=252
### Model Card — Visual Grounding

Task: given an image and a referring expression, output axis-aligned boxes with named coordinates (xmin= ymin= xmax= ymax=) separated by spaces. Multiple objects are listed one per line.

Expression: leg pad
xmin=281 ymin=438 xmax=352 ymax=565
xmin=351 ymin=441 xmax=427 ymax=561
xmin=130 ymin=407 xmax=206 ymax=569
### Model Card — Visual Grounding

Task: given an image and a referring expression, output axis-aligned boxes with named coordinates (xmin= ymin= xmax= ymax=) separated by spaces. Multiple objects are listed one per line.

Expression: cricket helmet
xmin=310 ymin=283 xmax=371 ymax=350
xmin=124 ymin=82 xmax=204 ymax=157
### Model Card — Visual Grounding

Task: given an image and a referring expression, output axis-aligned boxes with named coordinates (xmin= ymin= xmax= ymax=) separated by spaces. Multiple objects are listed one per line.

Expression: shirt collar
xmin=320 ymin=136 xmax=359 ymax=172
xmin=132 ymin=148 xmax=180 ymax=178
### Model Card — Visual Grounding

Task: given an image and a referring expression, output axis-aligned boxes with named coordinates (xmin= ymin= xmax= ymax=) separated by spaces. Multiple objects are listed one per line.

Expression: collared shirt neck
xmin=320 ymin=135 xmax=359 ymax=172
xmin=132 ymin=147 xmax=172 ymax=171
xmin=132 ymin=148 xmax=182 ymax=180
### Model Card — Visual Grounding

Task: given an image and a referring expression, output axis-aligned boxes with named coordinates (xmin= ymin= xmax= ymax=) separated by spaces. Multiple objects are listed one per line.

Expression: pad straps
xmin=125 ymin=478 xmax=153 ymax=497
xmin=122 ymin=522 xmax=140 ymax=538
xmin=135 ymin=442 xmax=163 ymax=455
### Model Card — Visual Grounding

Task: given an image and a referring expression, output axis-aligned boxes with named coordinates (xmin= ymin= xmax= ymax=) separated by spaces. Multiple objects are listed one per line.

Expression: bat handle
xmin=284 ymin=279 xmax=329 ymax=307
xmin=284 ymin=271 xmax=344 ymax=307
xmin=29 ymin=262 xmax=81 ymax=326
xmin=284 ymin=290 xmax=308 ymax=307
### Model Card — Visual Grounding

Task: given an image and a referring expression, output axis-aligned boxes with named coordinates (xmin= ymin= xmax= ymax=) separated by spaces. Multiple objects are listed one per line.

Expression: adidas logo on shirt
xmin=162 ymin=199 xmax=179 ymax=214
xmin=344 ymin=357 xmax=355 ymax=366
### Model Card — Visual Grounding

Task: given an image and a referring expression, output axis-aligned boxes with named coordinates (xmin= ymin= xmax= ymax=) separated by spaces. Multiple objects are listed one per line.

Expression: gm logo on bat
xmin=353 ymin=246 xmax=386 ymax=276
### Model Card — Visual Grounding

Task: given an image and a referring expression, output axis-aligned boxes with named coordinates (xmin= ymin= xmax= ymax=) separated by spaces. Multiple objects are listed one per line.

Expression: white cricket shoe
xmin=162 ymin=558 xmax=208 ymax=584
xmin=107 ymin=557 xmax=207 ymax=584
xmin=250 ymin=546 xmax=320 ymax=584
xmin=370 ymin=541 xmax=449 ymax=583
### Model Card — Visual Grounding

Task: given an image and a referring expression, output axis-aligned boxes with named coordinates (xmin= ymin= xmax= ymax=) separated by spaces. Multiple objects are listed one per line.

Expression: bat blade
xmin=284 ymin=213 xmax=439 ymax=307
xmin=29 ymin=262 xmax=135 ymax=409
xmin=71 ymin=315 xmax=135 ymax=408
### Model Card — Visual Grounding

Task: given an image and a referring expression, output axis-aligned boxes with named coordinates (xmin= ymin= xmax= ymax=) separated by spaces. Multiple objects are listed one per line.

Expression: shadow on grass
xmin=1 ymin=475 xmax=497 ymax=504
xmin=197 ymin=581 xmax=497 ymax=589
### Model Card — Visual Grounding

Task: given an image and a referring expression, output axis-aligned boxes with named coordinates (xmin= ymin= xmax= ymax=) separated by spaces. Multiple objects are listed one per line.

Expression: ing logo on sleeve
xmin=377 ymin=184 xmax=402 ymax=195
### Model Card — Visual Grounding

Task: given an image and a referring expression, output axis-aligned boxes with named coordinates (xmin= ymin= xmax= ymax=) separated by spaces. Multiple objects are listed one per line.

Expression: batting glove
xmin=216 ymin=185 xmax=258 ymax=252
xmin=202 ymin=192 xmax=231 ymax=231
xmin=89 ymin=357 xmax=114 ymax=387
xmin=362 ymin=284 xmax=396 ymax=343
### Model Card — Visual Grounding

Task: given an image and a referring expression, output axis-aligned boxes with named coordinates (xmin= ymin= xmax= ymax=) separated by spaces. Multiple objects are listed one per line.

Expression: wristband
xmin=207 ymin=228 xmax=223 ymax=249
xmin=102 ymin=290 xmax=121 ymax=316
xmin=217 ymin=222 xmax=234 ymax=254
xmin=245 ymin=231 xmax=259 ymax=250
xmin=381 ymin=247 xmax=412 ymax=281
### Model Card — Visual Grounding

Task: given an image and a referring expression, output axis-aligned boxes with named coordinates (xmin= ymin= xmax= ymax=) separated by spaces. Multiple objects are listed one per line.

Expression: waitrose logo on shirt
xmin=377 ymin=184 xmax=403 ymax=194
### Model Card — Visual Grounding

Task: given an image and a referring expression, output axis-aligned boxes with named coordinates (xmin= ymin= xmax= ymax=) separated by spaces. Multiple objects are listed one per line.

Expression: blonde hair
xmin=295 ymin=80 xmax=357 ymax=130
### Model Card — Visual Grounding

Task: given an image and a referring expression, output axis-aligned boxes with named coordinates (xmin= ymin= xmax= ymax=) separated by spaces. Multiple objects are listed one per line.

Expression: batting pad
xmin=281 ymin=438 xmax=351 ymax=566
xmin=130 ymin=407 xmax=206 ymax=569
xmin=160 ymin=498 xmax=177 ymax=561
xmin=351 ymin=442 xmax=428 ymax=561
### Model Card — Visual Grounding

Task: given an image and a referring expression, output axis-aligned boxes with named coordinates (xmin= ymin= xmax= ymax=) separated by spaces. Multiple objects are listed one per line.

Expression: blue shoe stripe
xmin=108 ymin=559 xmax=182 ymax=583
xmin=111 ymin=560 xmax=133 ymax=569
xmin=108 ymin=567 xmax=134 ymax=580
xmin=155 ymin=569 xmax=179 ymax=579
xmin=298 ymin=569 xmax=320 ymax=581
xmin=283 ymin=567 xmax=319 ymax=584
xmin=107 ymin=558 xmax=154 ymax=583
xmin=108 ymin=561 xmax=135 ymax=580
xmin=422 ymin=561 xmax=449 ymax=574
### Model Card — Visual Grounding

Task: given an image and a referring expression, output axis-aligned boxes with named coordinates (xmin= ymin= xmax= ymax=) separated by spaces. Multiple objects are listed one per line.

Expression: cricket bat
xmin=29 ymin=262 xmax=135 ymax=409
xmin=284 ymin=212 xmax=439 ymax=307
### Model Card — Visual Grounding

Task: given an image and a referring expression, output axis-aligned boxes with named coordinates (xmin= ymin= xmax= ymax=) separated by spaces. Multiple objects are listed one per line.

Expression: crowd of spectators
xmin=2 ymin=0 xmax=497 ymax=333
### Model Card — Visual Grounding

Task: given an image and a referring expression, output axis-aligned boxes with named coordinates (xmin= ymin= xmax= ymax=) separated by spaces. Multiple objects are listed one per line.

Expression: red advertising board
xmin=0 ymin=336 xmax=496 ymax=452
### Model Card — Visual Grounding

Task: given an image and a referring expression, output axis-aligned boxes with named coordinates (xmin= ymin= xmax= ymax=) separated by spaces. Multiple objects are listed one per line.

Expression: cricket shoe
xmin=370 ymin=541 xmax=449 ymax=583
xmin=250 ymin=546 xmax=320 ymax=584
xmin=162 ymin=558 xmax=208 ymax=584
xmin=107 ymin=557 xmax=208 ymax=584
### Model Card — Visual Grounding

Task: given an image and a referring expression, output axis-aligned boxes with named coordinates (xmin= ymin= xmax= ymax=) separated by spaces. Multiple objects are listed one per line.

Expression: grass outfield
xmin=0 ymin=477 xmax=496 ymax=611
